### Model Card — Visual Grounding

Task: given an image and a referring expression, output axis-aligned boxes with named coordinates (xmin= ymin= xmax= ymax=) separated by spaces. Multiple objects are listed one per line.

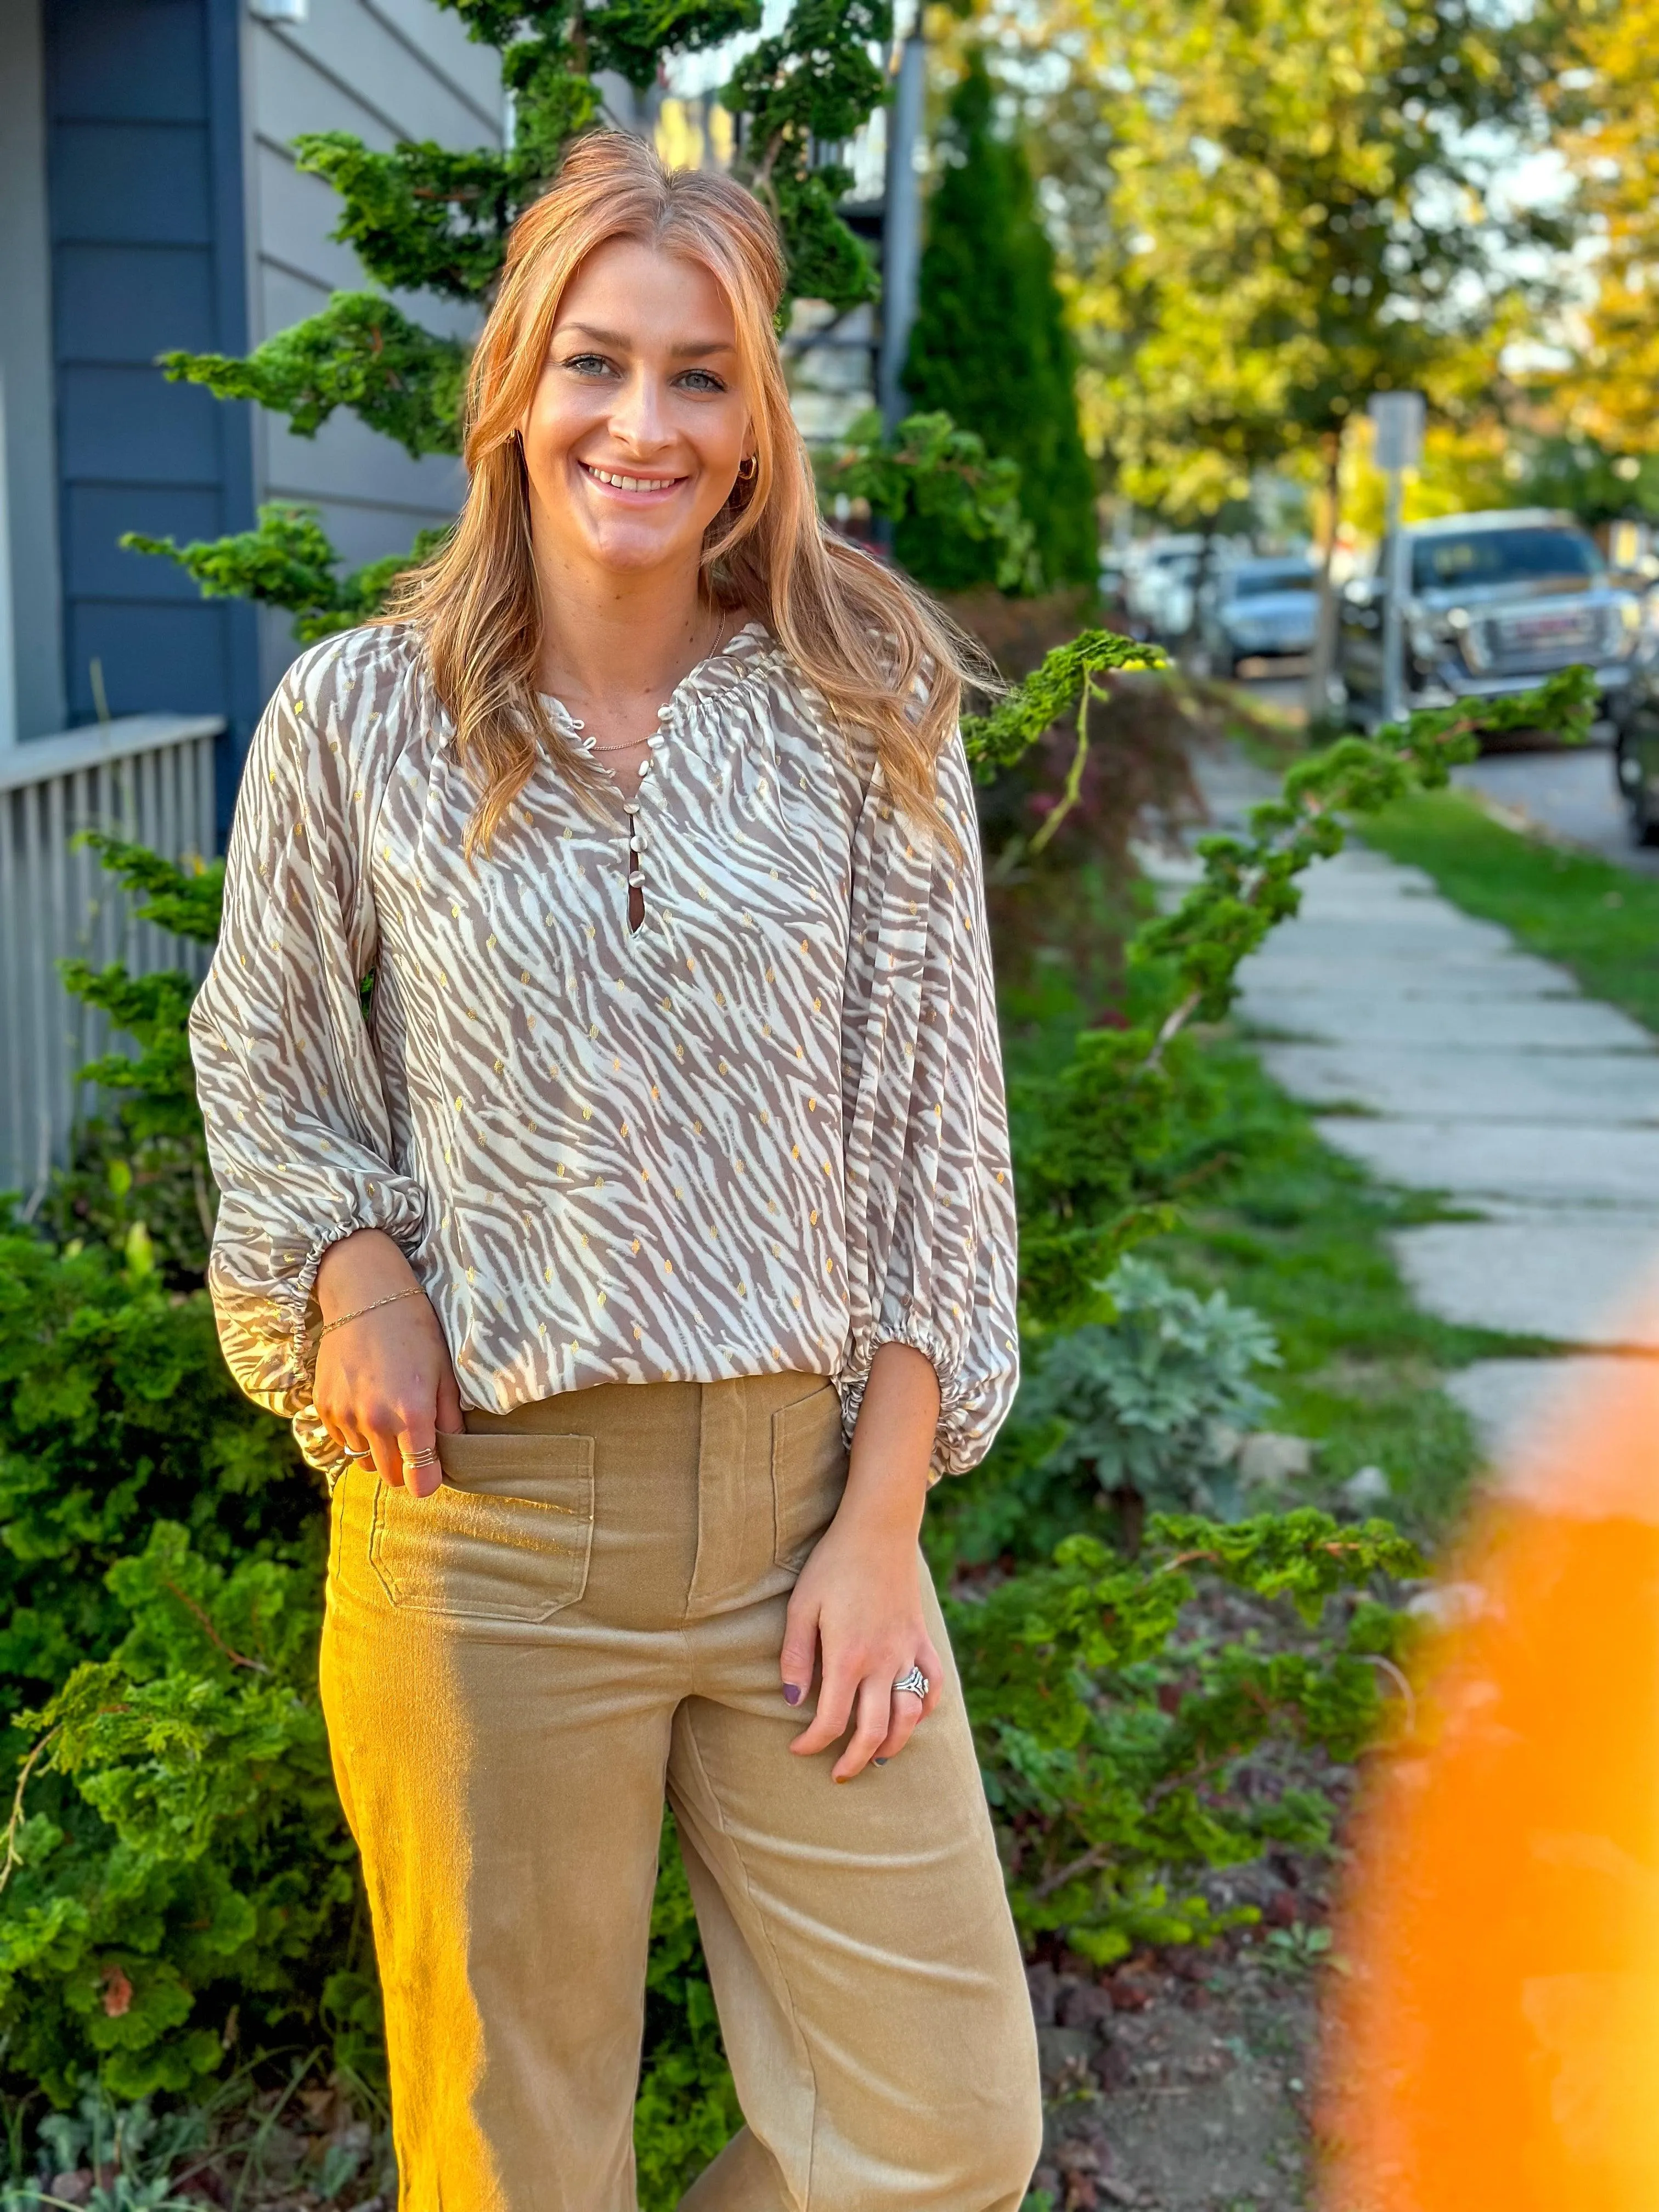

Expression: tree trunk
xmin=1305 ymin=426 xmax=1346 ymax=723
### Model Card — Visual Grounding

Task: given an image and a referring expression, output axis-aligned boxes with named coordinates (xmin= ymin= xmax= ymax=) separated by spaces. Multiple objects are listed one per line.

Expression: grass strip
xmin=1147 ymin=1035 xmax=1553 ymax=1537
xmin=1359 ymin=786 xmax=1659 ymax=1034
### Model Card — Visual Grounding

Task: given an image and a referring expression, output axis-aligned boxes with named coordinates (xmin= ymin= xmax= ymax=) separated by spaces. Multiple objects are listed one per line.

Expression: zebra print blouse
xmin=189 ymin=619 xmax=1019 ymax=1480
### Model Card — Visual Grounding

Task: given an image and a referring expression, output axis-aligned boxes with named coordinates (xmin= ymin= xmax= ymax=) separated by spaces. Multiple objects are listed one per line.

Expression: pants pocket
xmin=368 ymin=1430 xmax=595 ymax=1623
xmin=770 ymin=1383 xmax=849 ymax=1572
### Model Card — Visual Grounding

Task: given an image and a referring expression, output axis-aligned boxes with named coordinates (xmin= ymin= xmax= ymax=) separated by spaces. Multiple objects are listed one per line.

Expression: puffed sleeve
xmin=188 ymin=633 xmax=427 ymax=1428
xmin=838 ymin=727 xmax=1019 ymax=1475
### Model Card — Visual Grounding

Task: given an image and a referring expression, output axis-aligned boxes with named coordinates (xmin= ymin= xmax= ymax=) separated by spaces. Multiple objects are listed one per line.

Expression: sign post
xmin=1368 ymin=391 xmax=1425 ymax=727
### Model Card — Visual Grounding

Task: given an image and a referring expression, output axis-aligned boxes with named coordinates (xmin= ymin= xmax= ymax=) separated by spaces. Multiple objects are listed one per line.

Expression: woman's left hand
xmin=780 ymin=1342 xmax=943 ymax=1782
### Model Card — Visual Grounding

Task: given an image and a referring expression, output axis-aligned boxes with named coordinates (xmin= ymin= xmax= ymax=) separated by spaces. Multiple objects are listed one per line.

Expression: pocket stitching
xmin=770 ymin=1384 xmax=845 ymax=1572
xmin=367 ymin=1446 xmax=595 ymax=1623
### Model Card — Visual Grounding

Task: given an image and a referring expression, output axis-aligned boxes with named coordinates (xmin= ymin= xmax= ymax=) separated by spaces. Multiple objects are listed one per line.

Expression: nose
xmin=607 ymin=365 xmax=673 ymax=457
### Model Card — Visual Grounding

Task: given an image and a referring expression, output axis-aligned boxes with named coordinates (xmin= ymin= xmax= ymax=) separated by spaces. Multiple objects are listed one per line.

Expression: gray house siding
xmin=241 ymin=1 xmax=503 ymax=702
xmin=43 ymin=0 xmax=262 ymax=764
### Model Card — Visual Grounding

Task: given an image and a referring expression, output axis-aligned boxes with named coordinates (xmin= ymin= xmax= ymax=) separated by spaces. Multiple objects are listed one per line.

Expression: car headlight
xmin=1408 ymin=612 xmax=1455 ymax=666
xmin=1441 ymin=606 xmax=1489 ymax=673
xmin=1613 ymin=594 xmax=1642 ymax=655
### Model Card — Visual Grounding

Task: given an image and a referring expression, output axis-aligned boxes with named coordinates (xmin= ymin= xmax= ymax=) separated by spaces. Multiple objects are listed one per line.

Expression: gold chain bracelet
xmin=318 ymin=1285 xmax=424 ymax=1338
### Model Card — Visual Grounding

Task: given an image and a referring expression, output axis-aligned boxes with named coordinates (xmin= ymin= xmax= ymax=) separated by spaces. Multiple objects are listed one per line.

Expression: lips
xmin=579 ymin=460 xmax=685 ymax=494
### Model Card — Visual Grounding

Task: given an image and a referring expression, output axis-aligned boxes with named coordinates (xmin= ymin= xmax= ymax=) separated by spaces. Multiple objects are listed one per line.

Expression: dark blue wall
xmin=45 ymin=0 xmax=261 ymax=776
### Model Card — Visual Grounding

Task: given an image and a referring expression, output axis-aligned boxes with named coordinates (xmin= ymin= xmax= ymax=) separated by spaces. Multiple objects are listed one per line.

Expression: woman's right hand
xmin=313 ymin=1230 xmax=463 ymax=1498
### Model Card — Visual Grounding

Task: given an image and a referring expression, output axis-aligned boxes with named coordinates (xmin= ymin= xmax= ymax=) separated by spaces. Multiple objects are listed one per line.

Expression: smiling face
xmin=520 ymin=235 xmax=753 ymax=587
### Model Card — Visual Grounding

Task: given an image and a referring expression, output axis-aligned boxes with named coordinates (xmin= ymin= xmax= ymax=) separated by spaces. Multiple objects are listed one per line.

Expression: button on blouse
xmin=188 ymin=620 xmax=1020 ymax=1480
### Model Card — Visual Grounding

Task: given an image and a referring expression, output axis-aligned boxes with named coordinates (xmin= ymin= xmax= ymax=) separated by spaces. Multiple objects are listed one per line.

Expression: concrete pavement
xmin=1164 ymin=750 xmax=1659 ymax=1465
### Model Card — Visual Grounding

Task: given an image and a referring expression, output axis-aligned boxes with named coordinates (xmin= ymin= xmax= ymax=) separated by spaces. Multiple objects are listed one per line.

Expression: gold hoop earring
xmin=737 ymin=455 xmax=758 ymax=482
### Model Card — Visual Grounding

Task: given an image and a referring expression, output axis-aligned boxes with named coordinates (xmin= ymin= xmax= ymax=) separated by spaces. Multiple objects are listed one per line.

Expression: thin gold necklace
xmin=568 ymin=612 xmax=732 ymax=753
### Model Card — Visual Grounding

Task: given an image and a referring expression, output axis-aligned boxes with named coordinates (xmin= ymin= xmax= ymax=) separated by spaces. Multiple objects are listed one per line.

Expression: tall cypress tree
xmin=898 ymin=53 xmax=1098 ymax=591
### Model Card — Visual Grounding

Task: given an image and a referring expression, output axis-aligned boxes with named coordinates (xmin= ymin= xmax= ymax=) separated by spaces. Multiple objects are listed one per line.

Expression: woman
xmin=190 ymin=131 xmax=1041 ymax=2211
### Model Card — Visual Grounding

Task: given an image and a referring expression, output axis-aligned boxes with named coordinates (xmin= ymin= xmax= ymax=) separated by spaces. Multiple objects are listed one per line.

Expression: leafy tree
xmin=898 ymin=53 xmax=1098 ymax=591
xmin=1545 ymin=0 xmax=1659 ymax=464
xmin=1033 ymin=0 xmax=1584 ymax=682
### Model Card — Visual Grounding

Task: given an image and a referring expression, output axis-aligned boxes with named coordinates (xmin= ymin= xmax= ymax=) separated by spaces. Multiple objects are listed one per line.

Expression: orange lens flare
xmin=1323 ymin=1328 xmax=1659 ymax=2208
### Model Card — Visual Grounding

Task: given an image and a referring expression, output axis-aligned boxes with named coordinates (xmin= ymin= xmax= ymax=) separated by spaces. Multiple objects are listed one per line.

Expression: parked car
xmin=1125 ymin=535 xmax=1205 ymax=639
xmin=1612 ymin=625 xmax=1659 ymax=845
xmin=1336 ymin=509 xmax=1644 ymax=730
xmin=1203 ymin=555 xmax=1318 ymax=675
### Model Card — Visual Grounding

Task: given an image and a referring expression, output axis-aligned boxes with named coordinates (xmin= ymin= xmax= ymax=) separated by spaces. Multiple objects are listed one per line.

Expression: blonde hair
xmin=385 ymin=130 xmax=981 ymax=854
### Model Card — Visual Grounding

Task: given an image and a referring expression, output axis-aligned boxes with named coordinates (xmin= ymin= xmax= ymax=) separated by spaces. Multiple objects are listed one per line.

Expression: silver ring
xmin=343 ymin=1445 xmax=374 ymax=1459
xmin=403 ymin=1447 xmax=441 ymax=1470
xmin=893 ymin=1664 xmax=929 ymax=1701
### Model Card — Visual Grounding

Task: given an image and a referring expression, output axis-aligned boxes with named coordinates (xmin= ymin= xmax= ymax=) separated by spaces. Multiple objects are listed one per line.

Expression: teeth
xmin=586 ymin=465 xmax=674 ymax=492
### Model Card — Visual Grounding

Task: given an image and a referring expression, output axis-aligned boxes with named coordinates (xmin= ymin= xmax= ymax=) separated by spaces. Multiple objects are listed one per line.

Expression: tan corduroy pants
xmin=320 ymin=1372 xmax=1042 ymax=2212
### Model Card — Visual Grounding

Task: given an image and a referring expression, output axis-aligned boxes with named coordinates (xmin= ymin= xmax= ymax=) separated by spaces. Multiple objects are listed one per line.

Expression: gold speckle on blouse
xmin=189 ymin=620 xmax=1018 ymax=1479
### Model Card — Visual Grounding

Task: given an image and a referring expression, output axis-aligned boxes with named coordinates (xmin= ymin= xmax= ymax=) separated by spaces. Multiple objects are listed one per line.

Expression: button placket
xmin=621 ymin=744 xmax=659 ymax=939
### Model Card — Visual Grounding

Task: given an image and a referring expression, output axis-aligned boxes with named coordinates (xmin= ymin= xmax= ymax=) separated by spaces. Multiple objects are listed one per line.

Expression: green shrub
xmin=0 ymin=1233 xmax=314 ymax=1705
xmin=1022 ymin=1257 xmax=1280 ymax=1521
xmin=954 ymin=1511 xmax=1419 ymax=1965
xmin=926 ymin=1257 xmax=1279 ymax=1575
xmin=0 ymin=1429 xmax=351 ymax=2101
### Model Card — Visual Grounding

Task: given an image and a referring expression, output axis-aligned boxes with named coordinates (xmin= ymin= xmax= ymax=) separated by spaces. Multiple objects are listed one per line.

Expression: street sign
xmin=1369 ymin=390 xmax=1425 ymax=475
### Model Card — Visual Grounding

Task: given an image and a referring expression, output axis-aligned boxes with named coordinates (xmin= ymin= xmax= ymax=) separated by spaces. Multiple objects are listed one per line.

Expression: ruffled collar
xmin=535 ymin=618 xmax=776 ymax=742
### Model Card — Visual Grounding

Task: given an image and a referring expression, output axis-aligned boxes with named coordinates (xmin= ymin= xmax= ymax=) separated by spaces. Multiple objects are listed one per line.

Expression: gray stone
xmin=1058 ymin=1979 xmax=1119 ymax=2030
xmin=1259 ymin=1042 xmax=1659 ymax=1127
xmin=1242 ymin=989 xmax=1650 ymax=1053
xmin=1339 ymin=1465 xmax=1392 ymax=1511
xmin=1443 ymin=1356 xmax=1652 ymax=1465
xmin=1175 ymin=792 xmax=1659 ymax=1360
xmin=1313 ymin=1116 xmax=1659 ymax=1211
xmin=1037 ymin=2024 xmax=1099 ymax=2091
xmin=1236 ymin=1432 xmax=1317 ymax=1489
xmin=1392 ymin=1221 xmax=1659 ymax=1346
xmin=1026 ymin=1960 xmax=1062 ymax=2025
xmin=1243 ymin=949 xmax=1575 ymax=1000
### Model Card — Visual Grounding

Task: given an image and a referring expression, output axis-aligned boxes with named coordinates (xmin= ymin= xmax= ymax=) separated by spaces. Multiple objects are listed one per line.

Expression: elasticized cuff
xmin=292 ymin=1404 xmax=353 ymax=1492
xmin=837 ymin=1312 xmax=967 ymax=1483
xmin=285 ymin=1222 xmax=380 ymax=1392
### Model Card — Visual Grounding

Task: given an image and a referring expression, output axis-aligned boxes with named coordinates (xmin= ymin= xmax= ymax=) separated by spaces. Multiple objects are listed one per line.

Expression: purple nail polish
xmin=783 ymin=1684 xmax=802 ymax=1706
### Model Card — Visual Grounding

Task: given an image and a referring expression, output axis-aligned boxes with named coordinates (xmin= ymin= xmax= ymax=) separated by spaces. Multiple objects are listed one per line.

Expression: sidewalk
xmin=1187 ymin=752 xmax=1659 ymax=1462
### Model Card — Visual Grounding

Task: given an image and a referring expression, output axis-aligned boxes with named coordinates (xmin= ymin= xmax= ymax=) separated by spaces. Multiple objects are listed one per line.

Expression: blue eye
xmin=678 ymin=369 xmax=726 ymax=393
xmin=565 ymin=353 xmax=616 ymax=377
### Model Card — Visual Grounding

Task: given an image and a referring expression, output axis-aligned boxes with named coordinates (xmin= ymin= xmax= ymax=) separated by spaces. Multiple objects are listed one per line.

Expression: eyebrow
xmin=558 ymin=323 xmax=737 ymax=360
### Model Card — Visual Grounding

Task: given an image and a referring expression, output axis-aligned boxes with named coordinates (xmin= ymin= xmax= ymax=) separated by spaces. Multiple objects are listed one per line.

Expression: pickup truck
xmin=1336 ymin=509 xmax=1643 ymax=731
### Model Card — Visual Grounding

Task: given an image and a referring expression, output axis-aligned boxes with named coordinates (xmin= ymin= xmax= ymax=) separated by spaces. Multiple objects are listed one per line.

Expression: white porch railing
xmin=1 ymin=713 xmax=224 ymax=1207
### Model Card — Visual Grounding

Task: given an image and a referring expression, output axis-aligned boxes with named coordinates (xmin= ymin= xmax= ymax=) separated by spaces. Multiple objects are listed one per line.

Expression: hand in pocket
xmin=313 ymin=1229 xmax=464 ymax=1496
